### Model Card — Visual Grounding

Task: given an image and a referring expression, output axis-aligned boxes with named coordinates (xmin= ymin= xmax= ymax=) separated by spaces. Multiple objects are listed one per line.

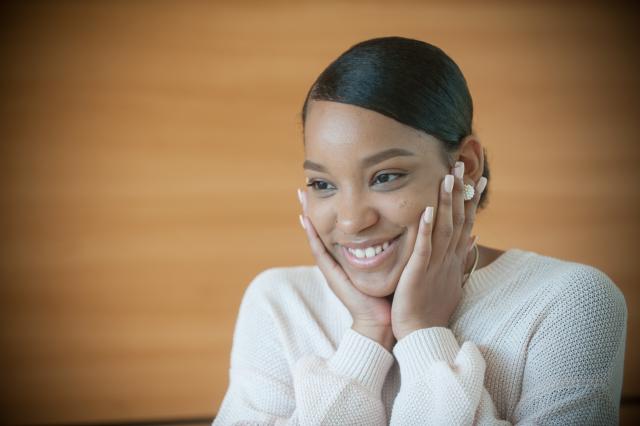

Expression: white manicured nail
xmin=444 ymin=174 xmax=454 ymax=193
xmin=476 ymin=177 xmax=487 ymax=195
xmin=423 ymin=206 xmax=434 ymax=224
xmin=297 ymin=188 xmax=308 ymax=212
xmin=454 ymin=161 xmax=464 ymax=179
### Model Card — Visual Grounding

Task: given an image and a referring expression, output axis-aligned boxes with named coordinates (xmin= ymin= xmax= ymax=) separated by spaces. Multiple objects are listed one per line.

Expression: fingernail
xmin=444 ymin=174 xmax=454 ymax=193
xmin=423 ymin=206 xmax=434 ymax=224
xmin=454 ymin=161 xmax=464 ymax=179
xmin=476 ymin=177 xmax=487 ymax=195
xmin=297 ymin=188 xmax=307 ymax=212
xmin=298 ymin=214 xmax=306 ymax=230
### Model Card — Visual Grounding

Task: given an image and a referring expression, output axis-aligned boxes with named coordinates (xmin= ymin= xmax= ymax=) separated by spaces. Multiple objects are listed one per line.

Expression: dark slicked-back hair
xmin=301 ymin=36 xmax=490 ymax=210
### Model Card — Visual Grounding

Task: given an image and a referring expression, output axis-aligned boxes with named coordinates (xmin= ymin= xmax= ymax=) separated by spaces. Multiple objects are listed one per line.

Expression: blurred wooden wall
xmin=0 ymin=1 xmax=638 ymax=425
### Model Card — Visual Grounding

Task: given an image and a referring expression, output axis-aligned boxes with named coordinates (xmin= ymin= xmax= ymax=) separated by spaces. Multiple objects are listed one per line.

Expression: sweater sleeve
xmin=213 ymin=269 xmax=395 ymax=425
xmin=390 ymin=266 xmax=627 ymax=425
xmin=391 ymin=327 xmax=508 ymax=425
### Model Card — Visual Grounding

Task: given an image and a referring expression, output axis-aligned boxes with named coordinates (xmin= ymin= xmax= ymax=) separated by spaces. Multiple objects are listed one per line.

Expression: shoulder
xmin=519 ymin=250 xmax=627 ymax=319
xmin=520 ymin=254 xmax=628 ymax=382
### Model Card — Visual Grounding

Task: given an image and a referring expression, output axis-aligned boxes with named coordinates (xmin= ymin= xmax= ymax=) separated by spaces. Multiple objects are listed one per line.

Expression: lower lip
xmin=341 ymin=235 xmax=401 ymax=270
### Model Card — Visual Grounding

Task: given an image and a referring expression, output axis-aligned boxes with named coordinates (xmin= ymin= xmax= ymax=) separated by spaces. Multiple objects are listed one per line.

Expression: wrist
xmin=394 ymin=321 xmax=448 ymax=341
xmin=352 ymin=322 xmax=396 ymax=352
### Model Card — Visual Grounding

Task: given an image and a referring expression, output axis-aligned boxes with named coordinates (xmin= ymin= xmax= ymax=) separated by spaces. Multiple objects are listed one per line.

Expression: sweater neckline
xmin=463 ymin=248 xmax=532 ymax=296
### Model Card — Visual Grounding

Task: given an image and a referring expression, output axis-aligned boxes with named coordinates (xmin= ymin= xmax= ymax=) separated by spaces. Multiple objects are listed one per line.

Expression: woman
xmin=213 ymin=37 xmax=627 ymax=425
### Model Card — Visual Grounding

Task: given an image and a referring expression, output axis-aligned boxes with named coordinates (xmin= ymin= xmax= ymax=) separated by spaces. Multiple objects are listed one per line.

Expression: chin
xmin=348 ymin=270 xmax=399 ymax=298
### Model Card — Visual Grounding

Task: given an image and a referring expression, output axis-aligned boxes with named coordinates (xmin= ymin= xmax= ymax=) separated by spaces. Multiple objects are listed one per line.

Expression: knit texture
xmin=213 ymin=248 xmax=627 ymax=425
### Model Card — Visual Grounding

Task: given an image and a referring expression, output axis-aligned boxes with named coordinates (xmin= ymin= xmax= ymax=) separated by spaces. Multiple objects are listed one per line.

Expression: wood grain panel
xmin=0 ymin=1 xmax=638 ymax=424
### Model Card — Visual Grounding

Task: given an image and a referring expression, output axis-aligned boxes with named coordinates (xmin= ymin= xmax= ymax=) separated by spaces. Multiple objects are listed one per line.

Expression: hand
xmin=297 ymin=189 xmax=396 ymax=351
xmin=391 ymin=162 xmax=486 ymax=341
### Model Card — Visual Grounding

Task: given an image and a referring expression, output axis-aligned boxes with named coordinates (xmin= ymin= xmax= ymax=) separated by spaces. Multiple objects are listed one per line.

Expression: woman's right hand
xmin=297 ymin=188 xmax=396 ymax=352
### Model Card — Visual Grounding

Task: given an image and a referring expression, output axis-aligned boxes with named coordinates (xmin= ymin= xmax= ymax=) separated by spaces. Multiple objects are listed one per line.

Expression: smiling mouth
xmin=339 ymin=234 xmax=403 ymax=270
xmin=345 ymin=236 xmax=398 ymax=259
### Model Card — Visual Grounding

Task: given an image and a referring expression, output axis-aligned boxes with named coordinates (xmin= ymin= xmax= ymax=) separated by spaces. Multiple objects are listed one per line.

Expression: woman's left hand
xmin=391 ymin=161 xmax=486 ymax=341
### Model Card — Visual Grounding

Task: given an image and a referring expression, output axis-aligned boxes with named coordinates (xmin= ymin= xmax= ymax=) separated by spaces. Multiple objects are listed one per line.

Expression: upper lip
xmin=338 ymin=234 xmax=400 ymax=249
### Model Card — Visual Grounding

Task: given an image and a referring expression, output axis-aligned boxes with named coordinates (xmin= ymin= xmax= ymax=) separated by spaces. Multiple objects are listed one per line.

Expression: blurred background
xmin=0 ymin=0 xmax=638 ymax=425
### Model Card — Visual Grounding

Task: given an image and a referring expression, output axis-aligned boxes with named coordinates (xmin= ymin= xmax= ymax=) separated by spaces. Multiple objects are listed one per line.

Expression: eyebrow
xmin=303 ymin=148 xmax=416 ymax=172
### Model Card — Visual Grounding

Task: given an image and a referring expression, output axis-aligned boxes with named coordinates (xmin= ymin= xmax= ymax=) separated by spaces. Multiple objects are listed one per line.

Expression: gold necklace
xmin=463 ymin=243 xmax=479 ymax=286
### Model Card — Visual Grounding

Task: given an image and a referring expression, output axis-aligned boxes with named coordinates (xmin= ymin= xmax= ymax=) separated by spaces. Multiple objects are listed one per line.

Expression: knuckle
xmin=453 ymin=213 xmax=466 ymax=227
xmin=465 ymin=210 xmax=476 ymax=223
xmin=437 ymin=225 xmax=454 ymax=239
xmin=415 ymin=235 xmax=432 ymax=255
xmin=309 ymin=241 xmax=322 ymax=254
xmin=311 ymin=243 xmax=328 ymax=259
xmin=328 ymin=262 xmax=342 ymax=276
xmin=465 ymin=215 xmax=476 ymax=228
xmin=415 ymin=246 xmax=430 ymax=258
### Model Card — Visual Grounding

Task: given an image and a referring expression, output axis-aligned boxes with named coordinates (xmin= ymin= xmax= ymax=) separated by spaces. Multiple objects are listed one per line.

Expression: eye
xmin=306 ymin=179 xmax=336 ymax=191
xmin=372 ymin=172 xmax=404 ymax=186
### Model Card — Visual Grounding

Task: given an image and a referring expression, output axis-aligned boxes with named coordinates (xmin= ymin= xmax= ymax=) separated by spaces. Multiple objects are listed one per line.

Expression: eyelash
xmin=305 ymin=172 xmax=406 ymax=192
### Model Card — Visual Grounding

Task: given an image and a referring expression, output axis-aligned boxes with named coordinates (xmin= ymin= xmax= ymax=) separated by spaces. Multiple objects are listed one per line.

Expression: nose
xmin=334 ymin=191 xmax=379 ymax=235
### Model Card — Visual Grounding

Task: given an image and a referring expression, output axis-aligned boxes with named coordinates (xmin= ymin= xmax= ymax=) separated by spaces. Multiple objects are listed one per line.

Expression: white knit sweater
xmin=213 ymin=248 xmax=627 ymax=425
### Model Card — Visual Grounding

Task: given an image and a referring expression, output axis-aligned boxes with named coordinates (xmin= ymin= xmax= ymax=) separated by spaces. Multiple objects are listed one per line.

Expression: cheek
xmin=389 ymin=201 xmax=421 ymax=249
xmin=389 ymin=195 xmax=436 ymax=255
xmin=308 ymin=200 xmax=334 ymax=236
xmin=397 ymin=184 xmax=440 ymax=218
xmin=385 ymin=198 xmax=424 ymax=225
xmin=385 ymin=196 xmax=425 ymax=226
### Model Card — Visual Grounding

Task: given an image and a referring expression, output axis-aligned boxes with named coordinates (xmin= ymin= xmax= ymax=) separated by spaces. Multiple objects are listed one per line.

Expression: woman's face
xmin=303 ymin=100 xmax=453 ymax=298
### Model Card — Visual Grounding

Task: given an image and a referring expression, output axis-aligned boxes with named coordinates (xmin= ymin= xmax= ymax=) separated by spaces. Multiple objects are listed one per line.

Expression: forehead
xmin=304 ymin=100 xmax=442 ymax=161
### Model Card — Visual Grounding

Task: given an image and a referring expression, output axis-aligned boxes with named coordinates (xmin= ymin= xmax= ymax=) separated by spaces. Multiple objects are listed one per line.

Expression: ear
xmin=455 ymin=135 xmax=484 ymax=183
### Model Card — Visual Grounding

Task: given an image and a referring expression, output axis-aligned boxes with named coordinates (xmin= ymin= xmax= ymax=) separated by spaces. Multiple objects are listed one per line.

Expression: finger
xmin=449 ymin=161 xmax=467 ymax=255
xmin=300 ymin=214 xmax=363 ymax=304
xmin=430 ymin=173 xmax=454 ymax=266
xmin=296 ymin=187 xmax=308 ymax=215
xmin=403 ymin=206 xmax=434 ymax=275
xmin=301 ymin=214 xmax=345 ymax=281
xmin=456 ymin=176 xmax=487 ymax=256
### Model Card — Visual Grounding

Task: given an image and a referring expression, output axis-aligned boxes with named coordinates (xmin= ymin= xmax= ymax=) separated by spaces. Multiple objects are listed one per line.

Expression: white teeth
xmin=347 ymin=238 xmax=394 ymax=259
